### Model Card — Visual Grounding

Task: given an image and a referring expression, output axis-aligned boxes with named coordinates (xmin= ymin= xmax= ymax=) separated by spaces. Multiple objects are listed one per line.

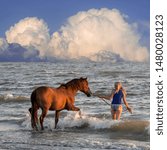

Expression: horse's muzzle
xmin=86 ymin=88 xmax=92 ymax=97
xmin=87 ymin=93 xmax=91 ymax=97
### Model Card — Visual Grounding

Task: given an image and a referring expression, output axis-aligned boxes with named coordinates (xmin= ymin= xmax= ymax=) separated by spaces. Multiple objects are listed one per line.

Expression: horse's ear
xmin=80 ymin=77 xmax=87 ymax=80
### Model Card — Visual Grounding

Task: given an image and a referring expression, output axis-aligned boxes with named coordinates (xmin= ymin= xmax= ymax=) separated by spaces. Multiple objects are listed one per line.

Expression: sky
xmin=0 ymin=0 xmax=150 ymax=62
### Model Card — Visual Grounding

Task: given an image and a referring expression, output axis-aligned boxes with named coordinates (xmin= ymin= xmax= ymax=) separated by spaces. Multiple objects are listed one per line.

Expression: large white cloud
xmin=48 ymin=8 xmax=149 ymax=61
xmin=3 ymin=8 xmax=149 ymax=62
xmin=5 ymin=17 xmax=50 ymax=57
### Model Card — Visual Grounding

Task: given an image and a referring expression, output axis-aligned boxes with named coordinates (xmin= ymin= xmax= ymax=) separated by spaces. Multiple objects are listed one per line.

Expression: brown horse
xmin=29 ymin=77 xmax=91 ymax=130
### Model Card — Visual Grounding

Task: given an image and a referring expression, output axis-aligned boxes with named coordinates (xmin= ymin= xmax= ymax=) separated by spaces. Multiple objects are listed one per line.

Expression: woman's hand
xmin=127 ymin=106 xmax=132 ymax=114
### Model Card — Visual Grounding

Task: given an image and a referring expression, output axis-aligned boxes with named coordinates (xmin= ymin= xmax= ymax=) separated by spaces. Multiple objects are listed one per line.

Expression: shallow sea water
xmin=0 ymin=61 xmax=150 ymax=150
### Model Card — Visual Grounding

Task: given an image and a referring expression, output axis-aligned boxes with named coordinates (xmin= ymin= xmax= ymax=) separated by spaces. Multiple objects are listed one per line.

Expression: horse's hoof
xmin=78 ymin=111 xmax=82 ymax=117
xmin=33 ymin=127 xmax=39 ymax=131
xmin=41 ymin=127 xmax=44 ymax=130
xmin=55 ymin=126 xmax=58 ymax=129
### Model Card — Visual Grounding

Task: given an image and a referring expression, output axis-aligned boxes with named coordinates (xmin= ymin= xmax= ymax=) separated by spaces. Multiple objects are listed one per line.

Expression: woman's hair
xmin=114 ymin=82 xmax=127 ymax=96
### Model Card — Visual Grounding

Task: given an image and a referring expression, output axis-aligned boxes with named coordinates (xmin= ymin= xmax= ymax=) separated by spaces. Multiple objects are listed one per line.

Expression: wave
xmin=59 ymin=112 xmax=149 ymax=133
xmin=22 ymin=111 xmax=149 ymax=140
xmin=0 ymin=93 xmax=29 ymax=101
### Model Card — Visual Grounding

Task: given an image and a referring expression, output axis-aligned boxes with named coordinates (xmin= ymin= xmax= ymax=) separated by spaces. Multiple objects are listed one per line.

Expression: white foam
xmin=53 ymin=111 xmax=120 ymax=129
xmin=21 ymin=110 xmax=149 ymax=135
xmin=145 ymin=124 xmax=150 ymax=135
xmin=0 ymin=93 xmax=29 ymax=101
xmin=21 ymin=112 xmax=32 ymax=130
xmin=4 ymin=93 xmax=14 ymax=100
xmin=21 ymin=111 xmax=120 ymax=130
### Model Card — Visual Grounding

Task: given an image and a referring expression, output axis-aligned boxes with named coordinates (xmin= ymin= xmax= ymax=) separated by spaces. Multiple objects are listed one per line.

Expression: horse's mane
xmin=60 ymin=79 xmax=80 ymax=90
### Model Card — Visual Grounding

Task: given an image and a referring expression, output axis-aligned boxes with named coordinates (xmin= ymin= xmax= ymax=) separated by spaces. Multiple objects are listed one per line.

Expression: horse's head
xmin=79 ymin=77 xmax=92 ymax=97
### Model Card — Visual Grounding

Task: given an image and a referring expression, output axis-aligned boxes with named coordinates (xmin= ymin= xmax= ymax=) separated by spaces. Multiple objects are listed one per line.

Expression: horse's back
xmin=31 ymin=86 xmax=68 ymax=110
xmin=31 ymin=86 xmax=55 ymax=107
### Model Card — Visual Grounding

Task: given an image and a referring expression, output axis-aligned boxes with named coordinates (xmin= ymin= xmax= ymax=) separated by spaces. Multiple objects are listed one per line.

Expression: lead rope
xmin=100 ymin=98 xmax=111 ymax=106
xmin=92 ymin=92 xmax=110 ymax=106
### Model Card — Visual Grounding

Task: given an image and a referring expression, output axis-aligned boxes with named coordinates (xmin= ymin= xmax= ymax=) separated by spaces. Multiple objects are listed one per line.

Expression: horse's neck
xmin=61 ymin=80 xmax=81 ymax=96
xmin=68 ymin=87 xmax=79 ymax=96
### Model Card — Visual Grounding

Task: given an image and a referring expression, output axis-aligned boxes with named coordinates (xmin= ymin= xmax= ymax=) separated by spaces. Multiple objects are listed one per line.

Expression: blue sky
xmin=0 ymin=0 xmax=149 ymax=36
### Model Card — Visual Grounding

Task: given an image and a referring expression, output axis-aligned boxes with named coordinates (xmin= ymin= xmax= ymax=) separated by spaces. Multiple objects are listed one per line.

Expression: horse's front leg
xmin=55 ymin=111 xmax=60 ymax=129
xmin=67 ymin=104 xmax=82 ymax=118
xmin=68 ymin=104 xmax=80 ymax=111
xmin=72 ymin=106 xmax=82 ymax=118
xmin=73 ymin=106 xmax=80 ymax=111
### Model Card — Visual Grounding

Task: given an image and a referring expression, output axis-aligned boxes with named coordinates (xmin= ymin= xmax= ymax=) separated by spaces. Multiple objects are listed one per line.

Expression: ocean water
xmin=0 ymin=61 xmax=150 ymax=150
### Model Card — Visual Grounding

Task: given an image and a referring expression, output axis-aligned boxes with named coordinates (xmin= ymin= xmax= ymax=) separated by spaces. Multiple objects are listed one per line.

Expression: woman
xmin=97 ymin=82 xmax=132 ymax=120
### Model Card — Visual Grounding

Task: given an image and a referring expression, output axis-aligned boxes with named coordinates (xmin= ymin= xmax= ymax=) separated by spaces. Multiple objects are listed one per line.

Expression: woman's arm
xmin=122 ymin=92 xmax=132 ymax=114
xmin=94 ymin=90 xmax=114 ymax=100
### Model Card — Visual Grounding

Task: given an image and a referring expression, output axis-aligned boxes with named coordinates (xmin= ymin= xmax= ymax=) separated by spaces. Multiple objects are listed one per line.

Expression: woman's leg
xmin=111 ymin=109 xmax=117 ymax=120
xmin=116 ymin=105 xmax=122 ymax=120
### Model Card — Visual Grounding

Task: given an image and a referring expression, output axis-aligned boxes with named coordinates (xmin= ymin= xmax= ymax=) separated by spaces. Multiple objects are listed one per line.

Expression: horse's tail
xmin=29 ymin=90 xmax=39 ymax=130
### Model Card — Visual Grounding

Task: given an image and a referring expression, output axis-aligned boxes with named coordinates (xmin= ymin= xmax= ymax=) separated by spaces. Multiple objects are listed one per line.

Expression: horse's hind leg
xmin=29 ymin=107 xmax=38 ymax=130
xmin=29 ymin=108 xmax=34 ymax=128
xmin=55 ymin=111 xmax=60 ymax=129
xmin=40 ymin=109 xmax=48 ymax=130
xmin=34 ymin=108 xmax=39 ymax=130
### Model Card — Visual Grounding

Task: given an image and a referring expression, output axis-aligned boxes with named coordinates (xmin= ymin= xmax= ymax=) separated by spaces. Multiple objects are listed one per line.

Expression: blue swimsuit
xmin=111 ymin=90 xmax=123 ymax=111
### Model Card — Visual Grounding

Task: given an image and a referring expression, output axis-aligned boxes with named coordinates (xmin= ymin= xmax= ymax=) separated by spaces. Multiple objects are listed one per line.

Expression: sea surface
xmin=0 ymin=61 xmax=150 ymax=150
